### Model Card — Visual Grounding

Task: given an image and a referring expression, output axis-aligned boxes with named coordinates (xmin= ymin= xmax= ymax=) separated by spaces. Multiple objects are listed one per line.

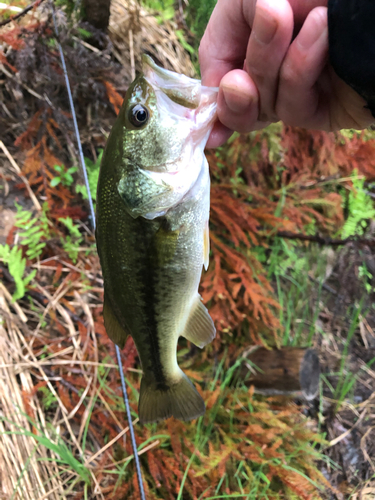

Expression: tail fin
xmin=138 ymin=371 xmax=205 ymax=424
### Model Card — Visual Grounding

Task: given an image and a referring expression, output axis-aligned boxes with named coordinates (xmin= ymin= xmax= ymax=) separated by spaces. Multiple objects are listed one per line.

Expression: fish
xmin=328 ymin=0 xmax=375 ymax=117
xmin=96 ymin=55 xmax=218 ymax=424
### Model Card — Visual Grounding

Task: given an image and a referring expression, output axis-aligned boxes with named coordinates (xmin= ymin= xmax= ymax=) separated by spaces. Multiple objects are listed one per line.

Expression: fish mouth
xmin=142 ymin=54 xmax=218 ymax=147
xmin=142 ymin=54 xmax=202 ymax=109
xmin=142 ymin=54 xmax=218 ymax=118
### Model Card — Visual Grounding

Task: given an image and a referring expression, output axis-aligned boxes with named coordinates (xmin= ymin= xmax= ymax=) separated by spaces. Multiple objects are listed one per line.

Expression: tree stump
xmin=82 ymin=0 xmax=111 ymax=32
xmin=242 ymin=347 xmax=320 ymax=400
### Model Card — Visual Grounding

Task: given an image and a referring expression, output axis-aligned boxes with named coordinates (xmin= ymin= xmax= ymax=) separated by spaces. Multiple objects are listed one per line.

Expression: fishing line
xmin=50 ymin=4 xmax=146 ymax=499
xmin=50 ymin=3 xmax=95 ymax=230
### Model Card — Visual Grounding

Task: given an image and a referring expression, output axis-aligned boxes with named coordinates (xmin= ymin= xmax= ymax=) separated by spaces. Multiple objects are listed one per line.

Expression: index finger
xmin=199 ymin=0 xmax=254 ymax=86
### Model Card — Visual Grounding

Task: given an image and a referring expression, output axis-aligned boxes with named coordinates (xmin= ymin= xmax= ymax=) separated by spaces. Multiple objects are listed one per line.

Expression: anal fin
xmin=181 ymin=295 xmax=216 ymax=348
xmin=103 ymin=293 xmax=129 ymax=349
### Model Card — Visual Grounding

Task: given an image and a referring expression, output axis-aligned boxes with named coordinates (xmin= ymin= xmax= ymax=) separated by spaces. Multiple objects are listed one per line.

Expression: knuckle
xmin=280 ymin=62 xmax=299 ymax=87
xmin=246 ymin=62 xmax=266 ymax=86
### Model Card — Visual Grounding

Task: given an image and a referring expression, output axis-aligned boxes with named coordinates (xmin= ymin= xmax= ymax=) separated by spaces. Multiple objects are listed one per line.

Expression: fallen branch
xmin=276 ymin=231 xmax=375 ymax=247
xmin=0 ymin=0 xmax=45 ymax=28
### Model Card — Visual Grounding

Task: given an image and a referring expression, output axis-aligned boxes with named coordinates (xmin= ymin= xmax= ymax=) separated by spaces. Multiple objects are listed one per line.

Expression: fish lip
xmin=142 ymin=54 xmax=219 ymax=112
xmin=142 ymin=54 xmax=200 ymax=88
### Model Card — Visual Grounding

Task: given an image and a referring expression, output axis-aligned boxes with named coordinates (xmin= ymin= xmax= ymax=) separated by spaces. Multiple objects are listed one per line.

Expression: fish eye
xmin=129 ymin=104 xmax=149 ymax=127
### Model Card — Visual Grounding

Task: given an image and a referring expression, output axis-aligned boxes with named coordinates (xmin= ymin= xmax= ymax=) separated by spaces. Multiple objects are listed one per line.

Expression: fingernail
xmin=222 ymin=83 xmax=255 ymax=114
xmin=297 ymin=23 xmax=326 ymax=50
xmin=253 ymin=6 xmax=278 ymax=45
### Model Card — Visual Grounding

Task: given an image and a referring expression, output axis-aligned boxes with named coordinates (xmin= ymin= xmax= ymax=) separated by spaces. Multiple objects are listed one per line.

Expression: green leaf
xmin=23 ymin=269 xmax=37 ymax=286
xmin=175 ymin=30 xmax=195 ymax=55
xmin=76 ymin=184 xmax=88 ymax=199
xmin=77 ymin=27 xmax=92 ymax=39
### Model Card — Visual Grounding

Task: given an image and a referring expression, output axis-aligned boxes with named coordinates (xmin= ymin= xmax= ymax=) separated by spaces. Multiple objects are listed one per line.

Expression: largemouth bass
xmin=96 ymin=55 xmax=217 ymax=424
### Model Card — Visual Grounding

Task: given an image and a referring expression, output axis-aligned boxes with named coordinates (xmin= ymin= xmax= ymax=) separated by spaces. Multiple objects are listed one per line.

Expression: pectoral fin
xmin=181 ymin=295 xmax=216 ymax=348
xmin=203 ymin=220 xmax=210 ymax=271
xmin=103 ymin=294 xmax=129 ymax=349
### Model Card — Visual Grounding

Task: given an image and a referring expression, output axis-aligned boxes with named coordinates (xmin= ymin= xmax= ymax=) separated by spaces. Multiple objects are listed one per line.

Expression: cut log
xmin=241 ymin=347 xmax=320 ymax=400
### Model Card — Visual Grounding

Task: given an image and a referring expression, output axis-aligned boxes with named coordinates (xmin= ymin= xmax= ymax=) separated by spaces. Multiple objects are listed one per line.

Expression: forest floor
xmin=1 ymin=1 xmax=375 ymax=499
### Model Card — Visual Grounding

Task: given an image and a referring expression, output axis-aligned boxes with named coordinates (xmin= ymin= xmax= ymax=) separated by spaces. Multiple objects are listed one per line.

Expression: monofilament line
xmin=50 ymin=3 xmax=147 ymax=499
xmin=50 ymin=2 xmax=96 ymax=230
xmin=115 ymin=343 xmax=145 ymax=496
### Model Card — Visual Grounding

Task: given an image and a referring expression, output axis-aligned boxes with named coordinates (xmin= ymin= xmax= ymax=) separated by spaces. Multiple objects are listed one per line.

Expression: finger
xmin=217 ymin=69 xmax=260 ymax=133
xmin=199 ymin=0 xmax=255 ymax=87
xmin=244 ymin=0 xmax=294 ymax=122
xmin=288 ymin=0 xmax=328 ymax=30
xmin=277 ymin=7 xmax=329 ymax=128
xmin=289 ymin=0 xmax=328 ymax=30
xmin=206 ymin=122 xmax=233 ymax=149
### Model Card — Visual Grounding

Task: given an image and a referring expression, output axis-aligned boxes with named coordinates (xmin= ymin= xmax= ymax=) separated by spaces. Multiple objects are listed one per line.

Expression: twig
xmin=104 ymin=438 xmax=160 ymax=468
xmin=71 ymin=36 xmax=111 ymax=59
xmin=329 ymin=408 xmax=367 ymax=447
xmin=0 ymin=3 xmax=22 ymax=13
xmin=0 ymin=63 xmax=45 ymax=101
xmin=307 ymin=275 xmax=343 ymax=298
xmin=178 ymin=0 xmax=188 ymax=29
xmin=0 ymin=359 xmax=142 ymax=373
xmin=129 ymin=29 xmax=135 ymax=81
xmin=0 ymin=140 xmax=42 ymax=211
xmin=0 ymin=0 xmax=45 ymax=28
xmin=276 ymin=230 xmax=375 ymax=247
xmin=85 ymin=418 xmax=139 ymax=466
xmin=0 ymin=282 xmax=28 ymax=323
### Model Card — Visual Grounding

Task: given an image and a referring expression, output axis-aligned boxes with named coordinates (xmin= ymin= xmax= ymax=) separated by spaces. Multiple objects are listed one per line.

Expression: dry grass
xmin=109 ymin=0 xmax=195 ymax=77
xmin=0 ymin=285 xmax=64 ymax=500
xmin=0 ymin=251 xmax=122 ymax=499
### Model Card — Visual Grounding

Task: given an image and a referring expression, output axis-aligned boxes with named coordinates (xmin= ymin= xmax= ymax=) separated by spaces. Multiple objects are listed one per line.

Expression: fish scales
xmin=96 ymin=55 xmax=218 ymax=424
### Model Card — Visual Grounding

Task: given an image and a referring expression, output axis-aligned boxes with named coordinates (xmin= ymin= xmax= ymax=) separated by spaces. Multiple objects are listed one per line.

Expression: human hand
xmin=199 ymin=0 xmax=375 ymax=148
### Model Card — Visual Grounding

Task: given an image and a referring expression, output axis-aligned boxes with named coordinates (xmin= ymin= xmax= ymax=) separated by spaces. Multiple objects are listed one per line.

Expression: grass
xmin=332 ymin=302 xmax=363 ymax=410
xmin=268 ymin=238 xmax=332 ymax=347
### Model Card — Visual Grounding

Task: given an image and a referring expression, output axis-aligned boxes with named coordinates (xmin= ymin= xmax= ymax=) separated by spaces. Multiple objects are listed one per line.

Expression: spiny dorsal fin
xmin=181 ymin=295 xmax=216 ymax=348
xmin=103 ymin=294 xmax=129 ymax=349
